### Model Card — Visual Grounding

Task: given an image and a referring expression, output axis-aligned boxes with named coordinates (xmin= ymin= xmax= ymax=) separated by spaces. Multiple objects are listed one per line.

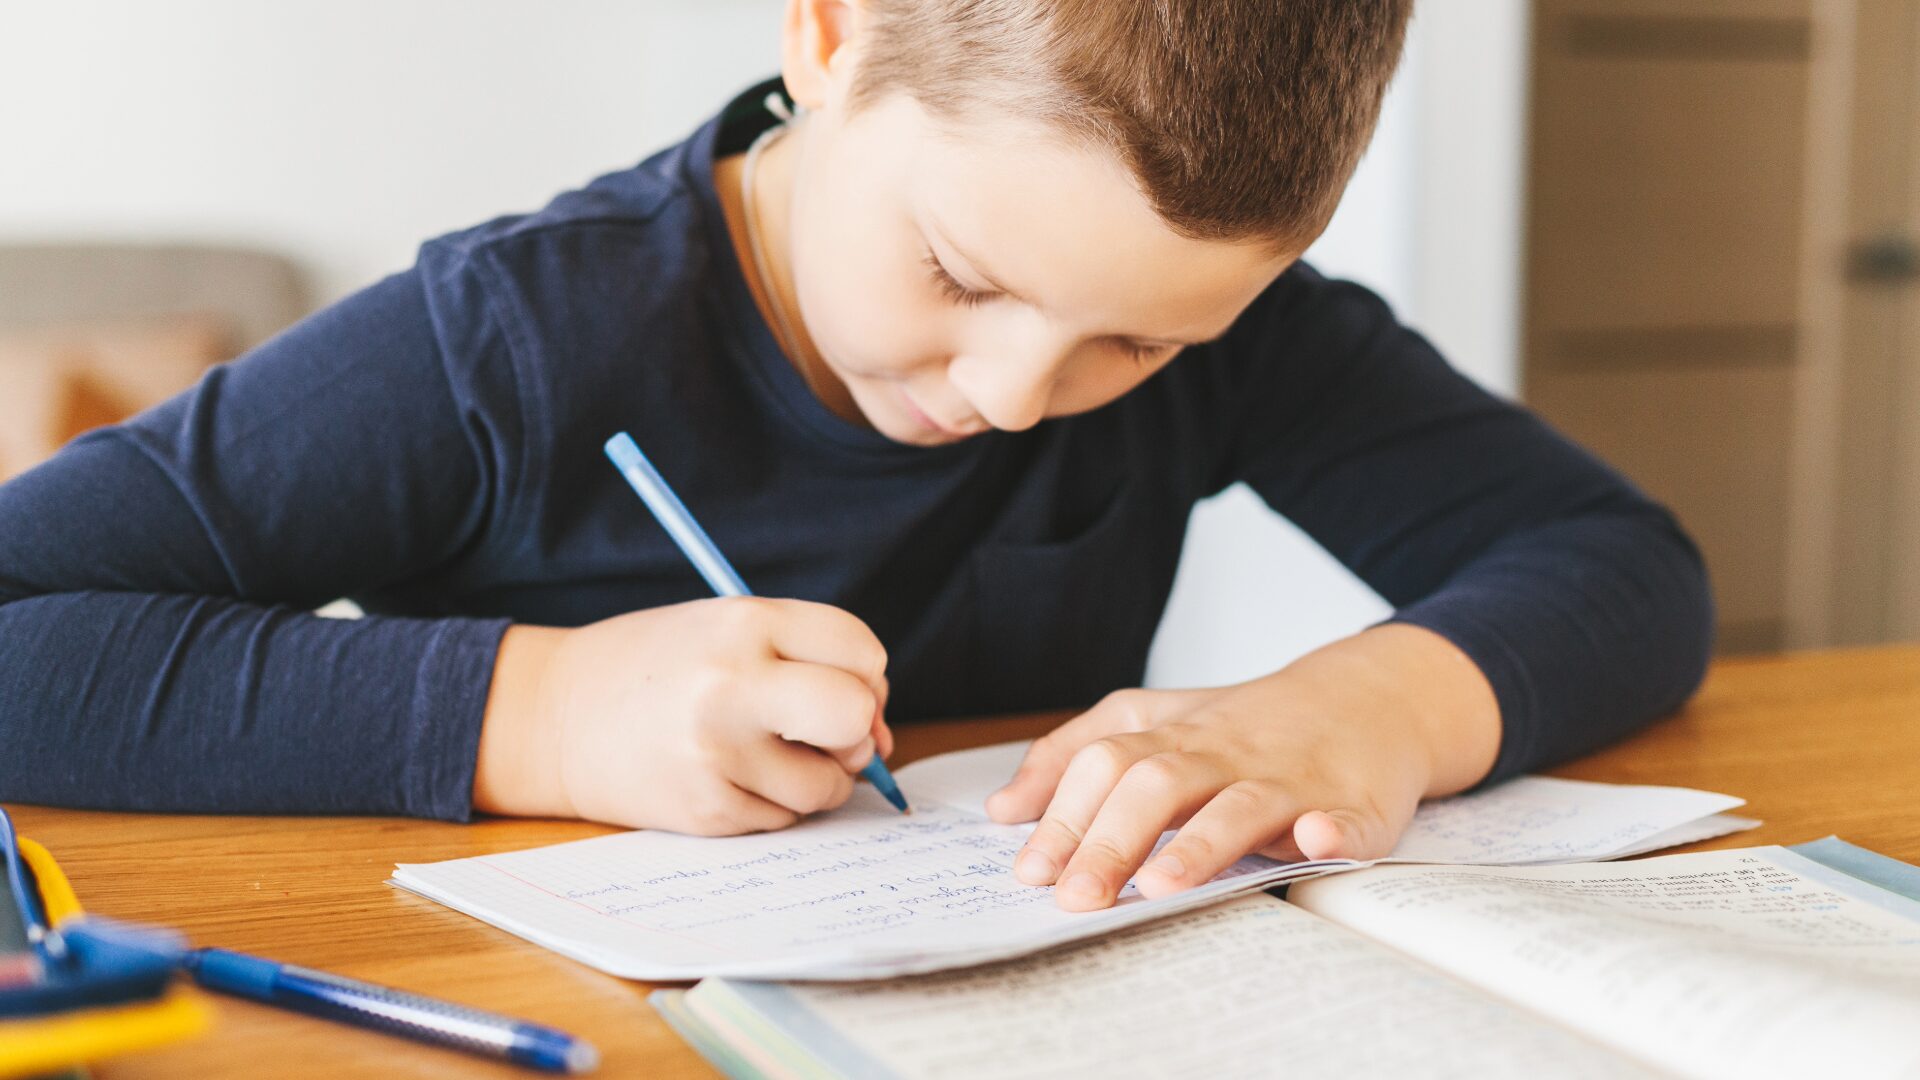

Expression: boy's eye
xmin=922 ymin=252 xmax=998 ymax=308
xmin=1115 ymin=339 xmax=1177 ymax=366
xmin=919 ymin=249 xmax=1174 ymax=367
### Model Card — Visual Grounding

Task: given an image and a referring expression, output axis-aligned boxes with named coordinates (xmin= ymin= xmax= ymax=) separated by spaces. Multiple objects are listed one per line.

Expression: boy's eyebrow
xmin=929 ymin=218 xmax=1231 ymax=349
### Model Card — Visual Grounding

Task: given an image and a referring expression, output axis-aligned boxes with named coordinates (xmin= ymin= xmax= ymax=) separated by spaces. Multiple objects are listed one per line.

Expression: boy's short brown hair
xmin=850 ymin=0 xmax=1413 ymax=248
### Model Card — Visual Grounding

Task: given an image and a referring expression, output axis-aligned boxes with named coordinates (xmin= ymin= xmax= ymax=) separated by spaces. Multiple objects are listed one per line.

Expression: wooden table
xmin=9 ymin=644 xmax=1918 ymax=1079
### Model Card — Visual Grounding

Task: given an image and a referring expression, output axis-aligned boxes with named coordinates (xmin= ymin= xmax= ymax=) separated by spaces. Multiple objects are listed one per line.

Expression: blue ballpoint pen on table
xmin=4 ymin=804 xmax=595 ymax=1072
xmin=604 ymin=431 xmax=911 ymax=814
xmin=183 ymin=947 xmax=598 ymax=1074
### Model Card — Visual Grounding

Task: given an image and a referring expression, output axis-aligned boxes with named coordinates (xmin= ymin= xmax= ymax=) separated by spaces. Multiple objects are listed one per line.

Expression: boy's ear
xmin=781 ymin=0 xmax=860 ymax=110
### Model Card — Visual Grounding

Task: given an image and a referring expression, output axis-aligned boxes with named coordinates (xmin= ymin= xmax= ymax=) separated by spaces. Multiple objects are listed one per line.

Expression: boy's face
xmin=774 ymin=92 xmax=1299 ymax=447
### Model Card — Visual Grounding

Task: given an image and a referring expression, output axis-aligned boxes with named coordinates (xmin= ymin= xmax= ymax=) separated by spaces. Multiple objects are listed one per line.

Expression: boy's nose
xmin=950 ymin=349 xmax=1063 ymax=433
xmin=972 ymin=376 xmax=1050 ymax=432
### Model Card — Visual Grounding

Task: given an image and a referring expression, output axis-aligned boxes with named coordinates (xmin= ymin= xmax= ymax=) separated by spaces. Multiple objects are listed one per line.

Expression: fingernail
xmin=1145 ymin=853 xmax=1185 ymax=881
xmin=1059 ymin=872 xmax=1104 ymax=905
xmin=1013 ymin=847 xmax=1057 ymax=884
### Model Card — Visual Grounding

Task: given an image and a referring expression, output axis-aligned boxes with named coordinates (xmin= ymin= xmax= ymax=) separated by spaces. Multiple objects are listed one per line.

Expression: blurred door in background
xmin=1834 ymin=0 xmax=1920 ymax=646
xmin=1522 ymin=0 xmax=1920 ymax=651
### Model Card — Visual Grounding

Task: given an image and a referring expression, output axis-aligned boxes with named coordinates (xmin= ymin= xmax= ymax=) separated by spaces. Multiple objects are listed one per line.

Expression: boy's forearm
xmin=1264 ymin=622 xmax=1502 ymax=798
xmin=0 ymin=591 xmax=509 ymax=818
xmin=474 ymin=623 xmax=573 ymax=819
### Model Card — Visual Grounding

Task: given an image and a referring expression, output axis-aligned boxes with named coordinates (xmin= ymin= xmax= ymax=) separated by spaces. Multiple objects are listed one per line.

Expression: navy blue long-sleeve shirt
xmin=0 ymin=83 xmax=1713 ymax=820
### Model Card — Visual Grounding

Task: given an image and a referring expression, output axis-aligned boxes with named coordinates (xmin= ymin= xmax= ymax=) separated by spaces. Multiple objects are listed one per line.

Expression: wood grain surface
xmin=7 ymin=643 xmax=1917 ymax=1079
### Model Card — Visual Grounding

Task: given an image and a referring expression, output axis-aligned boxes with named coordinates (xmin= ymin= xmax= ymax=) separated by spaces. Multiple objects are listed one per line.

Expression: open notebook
xmin=653 ymin=839 xmax=1920 ymax=1080
xmin=391 ymin=741 xmax=1755 ymax=980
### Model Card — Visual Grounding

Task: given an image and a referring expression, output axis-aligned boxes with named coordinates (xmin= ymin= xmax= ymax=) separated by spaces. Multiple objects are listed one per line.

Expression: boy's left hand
xmin=983 ymin=623 xmax=1502 ymax=911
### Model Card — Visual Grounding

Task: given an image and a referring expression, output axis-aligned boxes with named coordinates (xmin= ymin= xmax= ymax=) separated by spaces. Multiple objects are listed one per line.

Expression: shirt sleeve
xmin=0 ymin=262 xmax=517 ymax=819
xmin=1214 ymin=268 xmax=1714 ymax=785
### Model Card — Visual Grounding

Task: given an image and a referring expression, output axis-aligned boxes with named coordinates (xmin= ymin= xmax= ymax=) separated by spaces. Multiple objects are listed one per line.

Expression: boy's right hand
xmin=474 ymin=597 xmax=893 ymax=834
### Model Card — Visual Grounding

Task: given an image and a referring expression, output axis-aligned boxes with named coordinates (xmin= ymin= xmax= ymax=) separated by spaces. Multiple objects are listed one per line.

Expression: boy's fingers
xmin=750 ymin=660 xmax=879 ymax=751
xmin=827 ymin=735 xmax=877 ymax=773
xmin=988 ymin=723 xmax=1100 ymax=821
xmin=758 ymin=599 xmax=889 ymax=698
xmin=865 ymin=673 xmax=894 ymax=763
xmin=728 ymin=787 xmax=805 ymax=834
xmin=667 ymin=781 xmax=802 ymax=836
xmin=1050 ymin=753 xmax=1226 ymax=911
xmin=730 ymin=738 xmax=857 ymax=816
xmin=1134 ymin=781 xmax=1304 ymax=899
xmin=1011 ymin=732 xmax=1164 ymax=886
xmin=985 ymin=694 xmax=1155 ymax=823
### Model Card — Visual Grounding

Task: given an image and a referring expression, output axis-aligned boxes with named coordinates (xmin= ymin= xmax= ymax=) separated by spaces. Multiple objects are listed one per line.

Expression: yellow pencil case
xmin=0 ymin=834 xmax=212 ymax=1080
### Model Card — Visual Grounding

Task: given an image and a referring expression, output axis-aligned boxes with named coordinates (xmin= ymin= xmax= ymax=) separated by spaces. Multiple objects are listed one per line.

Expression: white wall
xmin=0 ymin=1 xmax=784 ymax=303
xmin=0 ymin=1 xmax=1531 ymax=690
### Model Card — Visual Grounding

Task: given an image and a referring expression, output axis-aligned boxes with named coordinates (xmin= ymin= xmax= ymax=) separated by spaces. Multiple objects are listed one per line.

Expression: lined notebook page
xmin=395 ymin=788 xmax=1289 ymax=980
xmin=392 ymin=743 xmax=1750 ymax=980
xmin=1383 ymin=775 xmax=1747 ymax=863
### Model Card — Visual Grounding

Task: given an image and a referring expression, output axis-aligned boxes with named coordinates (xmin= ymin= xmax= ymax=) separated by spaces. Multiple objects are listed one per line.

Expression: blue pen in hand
xmin=604 ymin=431 xmax=911 ymax=814
xmin=185 ymin=948 xmax=598 ymax=1074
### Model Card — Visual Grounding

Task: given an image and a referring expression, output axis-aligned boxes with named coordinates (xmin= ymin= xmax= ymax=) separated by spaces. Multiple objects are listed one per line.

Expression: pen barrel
xmin=604 ymin=433 xmax=750 ymax=597
xmin=190 ymin=950 xmax=592 ymax=1073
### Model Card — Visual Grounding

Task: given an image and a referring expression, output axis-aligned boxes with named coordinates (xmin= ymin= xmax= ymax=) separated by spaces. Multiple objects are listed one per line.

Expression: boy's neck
xmin=713 ymin=120 xmax=868 ymax=429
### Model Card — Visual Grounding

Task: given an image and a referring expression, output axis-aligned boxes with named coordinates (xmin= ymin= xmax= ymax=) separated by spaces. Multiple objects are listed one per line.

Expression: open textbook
xmin=653 ymin=839 xmax=1920 ymax=1080
xmin=391 ymin=741 xmax=1756 ymax=980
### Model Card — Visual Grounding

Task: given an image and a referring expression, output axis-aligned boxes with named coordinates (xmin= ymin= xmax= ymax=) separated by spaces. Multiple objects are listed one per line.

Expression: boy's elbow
xmin=1649 ymin=508 xmax=1717 ymax=715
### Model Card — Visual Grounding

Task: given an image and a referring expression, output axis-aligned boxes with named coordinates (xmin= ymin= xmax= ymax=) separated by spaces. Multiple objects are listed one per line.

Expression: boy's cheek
xmin=792 ymin=205 xmax=955 ymax=379
xmin=799 ymin=275 xmax=932 ymax=380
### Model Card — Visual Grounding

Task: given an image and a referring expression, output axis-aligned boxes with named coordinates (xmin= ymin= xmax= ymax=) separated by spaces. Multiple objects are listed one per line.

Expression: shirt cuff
xmin=404 ymin=615 xmax=514 ymax=821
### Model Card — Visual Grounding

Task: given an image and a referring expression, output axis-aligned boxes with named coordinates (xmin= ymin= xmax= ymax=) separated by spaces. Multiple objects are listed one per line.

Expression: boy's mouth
xmin=897 ymin=387 xmax=981 ymax=441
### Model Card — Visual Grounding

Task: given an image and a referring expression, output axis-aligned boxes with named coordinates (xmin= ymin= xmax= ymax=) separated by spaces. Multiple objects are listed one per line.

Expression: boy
xmin=0 ymin=0 xmax=1711 ymax=914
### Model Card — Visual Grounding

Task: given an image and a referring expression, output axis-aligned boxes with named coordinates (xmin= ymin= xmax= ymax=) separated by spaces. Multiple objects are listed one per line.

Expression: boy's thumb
xmin=1294 ymin=807 xmax=1393 ymax=862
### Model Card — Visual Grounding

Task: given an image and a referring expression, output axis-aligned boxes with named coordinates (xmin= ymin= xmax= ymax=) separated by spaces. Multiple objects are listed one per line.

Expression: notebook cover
xmin=1788 ymin=837 xmax=1920 ymax=901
